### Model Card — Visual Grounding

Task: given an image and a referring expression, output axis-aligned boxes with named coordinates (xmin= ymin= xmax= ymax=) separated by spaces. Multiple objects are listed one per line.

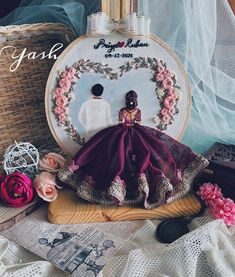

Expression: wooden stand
xmin=48 ymin=190 xmax=202 ymax=224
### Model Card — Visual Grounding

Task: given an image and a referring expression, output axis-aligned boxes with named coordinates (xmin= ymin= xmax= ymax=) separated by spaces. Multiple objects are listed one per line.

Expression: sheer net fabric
xmin=148 ymin=0 xmax=235 ymax=153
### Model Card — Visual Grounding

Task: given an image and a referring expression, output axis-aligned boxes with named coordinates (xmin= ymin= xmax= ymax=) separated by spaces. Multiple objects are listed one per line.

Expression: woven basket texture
xmin=0 ymin=23 xmax=76 ymax=161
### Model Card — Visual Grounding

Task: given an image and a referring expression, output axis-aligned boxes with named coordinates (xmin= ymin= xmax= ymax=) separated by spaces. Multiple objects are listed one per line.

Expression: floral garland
xmin=52 ymin=57 xmax=180 ymax=143
xmin=52 ymin=59 xmax=118 ymax=144
xmin=120 ymin=57 xmax=180 ymax=130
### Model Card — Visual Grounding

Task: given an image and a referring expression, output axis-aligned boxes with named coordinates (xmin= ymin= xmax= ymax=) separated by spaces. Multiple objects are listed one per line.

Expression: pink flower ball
xmin=156 ymin=73 xmax=164 ymax=81
xmin=55 ymin=95 xmax=68 ymax=107
xmin=162 ymin=78 xmax=174 ymax=89
xmin=210 ymin=197 xmax=235 ymax=226
xmin=59 ymin=78 xmax=71 ymax=91
xmin=197 ymin=183 xmax=223 ymax=204
xmin=164 ymin=96 xmax=176 ymax=109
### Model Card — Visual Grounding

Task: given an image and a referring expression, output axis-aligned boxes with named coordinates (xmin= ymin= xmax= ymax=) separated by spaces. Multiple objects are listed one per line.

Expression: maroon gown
xmin=58 ymin=107 xmax=208 ymax=209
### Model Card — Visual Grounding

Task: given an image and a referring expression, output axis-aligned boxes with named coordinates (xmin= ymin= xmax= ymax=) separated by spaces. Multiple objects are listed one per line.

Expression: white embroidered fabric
xmin=0 ymin=235 xmax=68 ymax=277
xmin=100 ymin=217 xmax=235 ymax=277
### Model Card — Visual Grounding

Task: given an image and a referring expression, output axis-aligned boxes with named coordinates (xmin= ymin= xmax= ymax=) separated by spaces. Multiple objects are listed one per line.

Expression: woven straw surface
xmin=0 ymin=23 xmax=76 ymax=160
xmin=48 ymin=190 xmax=202 ymax=224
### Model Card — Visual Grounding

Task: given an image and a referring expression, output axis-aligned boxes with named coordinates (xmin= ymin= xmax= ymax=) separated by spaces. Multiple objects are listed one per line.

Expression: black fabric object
xmin=193 ymin=161 xmax=235 ymax=201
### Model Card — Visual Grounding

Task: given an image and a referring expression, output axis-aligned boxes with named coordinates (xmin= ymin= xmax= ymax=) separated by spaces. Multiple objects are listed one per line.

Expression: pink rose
xmin=34 ymin=172 xmax=59 ymax=202
xmin=162 ymin=78 xmax=174 ymax=89
xmin=163 ymin=69 xmax=171 ymax=78
xmin=162 ymin=114 xmax=171 ymax=125
xmin=197 ymin=183 xmax=222 ymax=205
xmin=157 ymin=63 xmax=165 ymax=73
xmin=156 ymin=73 xmax=164 ymax=81
xmin=164 ymin=96 xmax=176 ymax=109
xmin=0 ymin=172 xmax=35 ymax=207
xmin=160 ymin=108 xmax=169 ymax=116
xmin=54 ymin=88 xmax=64 ymax=98
xmin=59 ymin=78 xmax=71 ymax=91
xmin=39 ymin=153 xmax=66 ymax=172
xmin=55 ymin=95 xmax=68 ymax=107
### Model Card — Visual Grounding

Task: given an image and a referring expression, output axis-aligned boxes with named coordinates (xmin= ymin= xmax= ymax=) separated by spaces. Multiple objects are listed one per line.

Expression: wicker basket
xmin=0 ymin=23 xmax=76 ymax=161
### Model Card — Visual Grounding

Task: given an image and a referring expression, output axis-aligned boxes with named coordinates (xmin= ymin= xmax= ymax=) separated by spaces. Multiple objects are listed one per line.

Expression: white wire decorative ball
xmin=3 ymin=141 xmax=39 ymax=176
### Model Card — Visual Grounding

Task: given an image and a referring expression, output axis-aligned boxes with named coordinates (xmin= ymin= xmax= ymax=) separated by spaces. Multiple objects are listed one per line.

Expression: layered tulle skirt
xmin=58 ymin=123 xmax=208 ymax=209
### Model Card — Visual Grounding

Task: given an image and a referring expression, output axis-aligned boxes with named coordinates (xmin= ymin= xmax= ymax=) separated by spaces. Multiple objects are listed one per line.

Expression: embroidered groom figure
xmin=79 ymin=84 xmax=113 ymax=138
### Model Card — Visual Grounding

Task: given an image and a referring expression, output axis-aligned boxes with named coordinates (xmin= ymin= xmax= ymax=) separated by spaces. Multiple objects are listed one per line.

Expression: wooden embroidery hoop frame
xmin=45 ymin=33 xmax=191 ymax=156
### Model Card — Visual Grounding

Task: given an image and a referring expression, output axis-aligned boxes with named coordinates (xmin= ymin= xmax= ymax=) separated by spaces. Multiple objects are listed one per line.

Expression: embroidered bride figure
xmin=78 ymin=84 xmax=113 ymax=138
xmin=59 ymin=90 xmax=208 ymax=209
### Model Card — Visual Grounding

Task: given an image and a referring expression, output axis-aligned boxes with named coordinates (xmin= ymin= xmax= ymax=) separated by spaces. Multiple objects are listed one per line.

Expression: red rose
xmin=0 ymin=172 xmax=35 ymax=207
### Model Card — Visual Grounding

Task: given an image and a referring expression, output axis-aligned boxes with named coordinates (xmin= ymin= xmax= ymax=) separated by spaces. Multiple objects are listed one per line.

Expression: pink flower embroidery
xmin=68 ymin=67 xmax=76 ymax=75
xmin=54 ymin=106 xmax=63 ymax=115
xmin=156 ymin=73 xmax=164 ymax=81
xmin=55 ymin=95 xmax=68 ymax=107
xmin=54 ymin=88 xmax=64 ymax=98
xmin=162 ymin=114 xmax=171 ymax=125
xmin=59 ymin=78 xmax=71 ymax=91
xmin=164 ymin=96 xmax=176 ymax=109
xmin=58 ymin=113 xmax=66 ymax=123
xmin=163 ymin=69 xmax=171 ymax=78
xmin=160 ymin=108 xmax=169 ymax=116
xmin=157 ymin=62 xmax=165 ymax=73
xmin=63 ymin=107 xmax=69 ymax=115
xmin=62 ymin=71 xmax=71 ymax=79
xmin=168 ymin=106 xmax=176 ymax=115
xmin=162 ymin=78 xmax=174 ymax=89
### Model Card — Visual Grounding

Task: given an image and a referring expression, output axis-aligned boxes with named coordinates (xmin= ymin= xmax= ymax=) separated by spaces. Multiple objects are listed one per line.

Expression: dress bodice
xmin=119 ymin=108 xmax=141 ymax=125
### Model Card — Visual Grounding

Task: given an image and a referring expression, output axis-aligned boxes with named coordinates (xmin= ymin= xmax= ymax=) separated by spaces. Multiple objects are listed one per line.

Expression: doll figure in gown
xmin=58 ymin=90 xmax=209 ymax=209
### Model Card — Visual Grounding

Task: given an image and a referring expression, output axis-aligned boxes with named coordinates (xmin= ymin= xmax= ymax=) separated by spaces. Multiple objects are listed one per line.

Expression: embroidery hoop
xmin=45 ymin=32 xmax=191 ymax=156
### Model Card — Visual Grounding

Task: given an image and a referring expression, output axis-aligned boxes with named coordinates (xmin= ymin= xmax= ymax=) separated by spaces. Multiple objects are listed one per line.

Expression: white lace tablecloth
xmin=0 ymin=235 xmax=68 ymax=276
xmin=100 ymin=217 xmax=235 ymax=277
